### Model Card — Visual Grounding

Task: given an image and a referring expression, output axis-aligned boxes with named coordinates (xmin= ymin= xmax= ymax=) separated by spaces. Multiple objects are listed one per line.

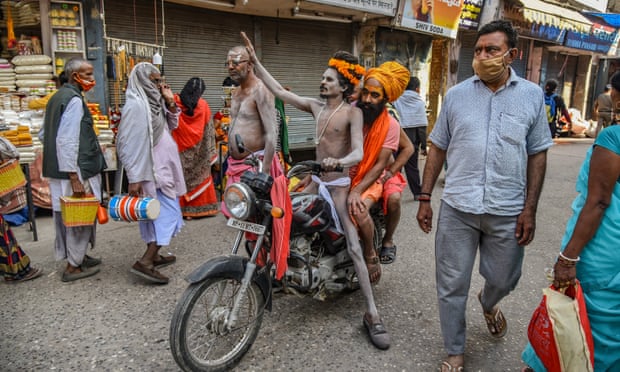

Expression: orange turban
xmin=364 ymin=61 xmax=410 ymax=102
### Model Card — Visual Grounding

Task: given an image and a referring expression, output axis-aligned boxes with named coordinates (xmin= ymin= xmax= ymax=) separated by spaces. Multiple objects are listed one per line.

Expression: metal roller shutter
xmin=511 ymin=38 xmax=529 ymax=78
xmin=104 ymin=1 xmax=351 ymax=150
xmin=103 ymin=0 xmax=251 ymax=113
xmin=260 ymin=19 xmax=352 ymax=149
xmin=457 ymin=32 xmax=476 ymax=83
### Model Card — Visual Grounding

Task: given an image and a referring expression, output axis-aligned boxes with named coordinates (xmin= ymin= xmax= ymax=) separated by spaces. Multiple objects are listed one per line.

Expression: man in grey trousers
xmin=415 ymin=20 xmax=553 ymax=371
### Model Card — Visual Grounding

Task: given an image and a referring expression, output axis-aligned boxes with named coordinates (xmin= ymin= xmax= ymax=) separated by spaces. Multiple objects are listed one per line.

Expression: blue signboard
xmin=526 ymin=23 xmax=566 ymax=44
xmin=564 ymin=23 xmax=618 ymax=54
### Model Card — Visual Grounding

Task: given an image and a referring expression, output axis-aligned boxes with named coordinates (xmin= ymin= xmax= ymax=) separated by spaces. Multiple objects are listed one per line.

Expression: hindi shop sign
xmin=459 ymin=0 xmax=484 ymax=30
xmin=307 ymin=0 xmax=398 ymax=16
xmin=399 ymin=0 xmax=464 ymax=38
xmin=564 ymin=23 xmax=619 ymax=54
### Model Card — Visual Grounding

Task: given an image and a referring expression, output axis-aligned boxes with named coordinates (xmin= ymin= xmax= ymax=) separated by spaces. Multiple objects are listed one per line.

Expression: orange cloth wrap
xmin=364 ymin=61 xmax=410 ymax=103
xmin=350 ymin=109 xmax=390 ymax=190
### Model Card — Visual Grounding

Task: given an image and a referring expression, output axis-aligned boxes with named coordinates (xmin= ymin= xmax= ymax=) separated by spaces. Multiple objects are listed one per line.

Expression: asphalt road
xmin=2 ymin=138 xmax=593 ymax=372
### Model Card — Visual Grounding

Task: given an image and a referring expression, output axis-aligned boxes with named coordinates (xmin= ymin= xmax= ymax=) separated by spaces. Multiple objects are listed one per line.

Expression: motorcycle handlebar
xmin=293 ymin=160 xmax=343 ymax=175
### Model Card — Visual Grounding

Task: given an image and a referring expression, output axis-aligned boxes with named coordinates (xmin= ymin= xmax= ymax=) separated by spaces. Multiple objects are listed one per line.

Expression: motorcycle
xmin=169 ymin=139 xmax=385 ymax=372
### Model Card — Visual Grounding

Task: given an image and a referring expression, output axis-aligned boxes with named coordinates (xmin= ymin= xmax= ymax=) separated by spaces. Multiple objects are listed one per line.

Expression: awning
xmin=518 ymin=0 xmax=591 ymax=33
xmin=583 ymin=12 xmax=620 ymax=28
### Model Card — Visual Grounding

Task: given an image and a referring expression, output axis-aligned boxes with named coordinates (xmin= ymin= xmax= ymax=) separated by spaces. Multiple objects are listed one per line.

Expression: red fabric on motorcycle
xmin=270 ymin=175 xmax=291 ymax=280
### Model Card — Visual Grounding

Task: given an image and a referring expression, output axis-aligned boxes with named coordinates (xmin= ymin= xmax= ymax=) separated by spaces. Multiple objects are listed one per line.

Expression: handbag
xmin=527 ymin=280 xmax=594 ymax=372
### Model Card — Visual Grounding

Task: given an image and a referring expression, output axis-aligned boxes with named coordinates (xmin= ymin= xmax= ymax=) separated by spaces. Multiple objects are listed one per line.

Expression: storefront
xmin=502 ymin=0 xmax=598 ymax=115
xmin=100 ymin=0 xmax=403 ymax=150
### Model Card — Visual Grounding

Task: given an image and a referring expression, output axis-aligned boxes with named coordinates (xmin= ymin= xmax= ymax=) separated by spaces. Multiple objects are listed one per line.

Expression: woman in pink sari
xmin=173 ymin=77 xmax=219 ymax=219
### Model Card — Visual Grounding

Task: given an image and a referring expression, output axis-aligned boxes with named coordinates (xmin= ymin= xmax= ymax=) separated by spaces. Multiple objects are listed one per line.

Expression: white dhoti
xmin=311 ymin=175 xmax=351 ymax=233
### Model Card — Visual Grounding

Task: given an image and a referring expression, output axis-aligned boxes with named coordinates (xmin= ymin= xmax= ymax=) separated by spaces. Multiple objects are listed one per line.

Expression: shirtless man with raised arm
xmin=225 ymin=45 xmax=279 ymax=180
xmin=241 ymin=31 xmax=390 ymax=350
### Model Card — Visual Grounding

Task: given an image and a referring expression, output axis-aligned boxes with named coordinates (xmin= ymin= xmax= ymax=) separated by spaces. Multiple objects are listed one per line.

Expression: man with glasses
xmin=415 ymin=20 xmax=553 ymax=371
xmin=221 ymin=46 xmax=281 ymax=214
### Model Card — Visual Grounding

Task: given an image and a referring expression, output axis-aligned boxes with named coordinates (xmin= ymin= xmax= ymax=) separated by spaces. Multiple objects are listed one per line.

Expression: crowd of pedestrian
xmin=2 ymin=18 xmax=618 ymax=372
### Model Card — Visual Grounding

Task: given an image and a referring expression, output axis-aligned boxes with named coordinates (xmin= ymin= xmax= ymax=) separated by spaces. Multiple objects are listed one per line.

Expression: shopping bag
xmin=527 ymin=280 xmax=594 ymax=372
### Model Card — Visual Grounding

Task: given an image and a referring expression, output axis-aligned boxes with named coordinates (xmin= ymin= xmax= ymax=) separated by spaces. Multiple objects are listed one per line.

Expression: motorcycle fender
xmin=185 ymin=255 xmax=272 ymax=311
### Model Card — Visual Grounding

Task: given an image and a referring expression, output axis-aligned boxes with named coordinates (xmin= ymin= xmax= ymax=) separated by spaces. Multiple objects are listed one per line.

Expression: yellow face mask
xmin=472 ymin=50 xmax=510 ymax=84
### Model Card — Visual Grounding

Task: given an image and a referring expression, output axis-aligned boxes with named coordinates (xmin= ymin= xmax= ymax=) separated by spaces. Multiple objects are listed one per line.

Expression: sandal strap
xmin=364 ymin=255 xmax=379 ymax=264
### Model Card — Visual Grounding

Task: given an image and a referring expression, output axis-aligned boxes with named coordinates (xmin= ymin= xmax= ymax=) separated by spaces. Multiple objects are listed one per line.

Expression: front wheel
xmin=170 ymin=276 xmax=266 ymax=372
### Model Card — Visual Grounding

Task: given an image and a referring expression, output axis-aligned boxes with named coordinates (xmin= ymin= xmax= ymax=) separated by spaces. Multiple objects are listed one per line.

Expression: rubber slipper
xmin=363 ymin=313 xmax=390 ymax=350
xmin=83 ymin=255 xmax=102 ymax=268
xmin=5 ymin=266 xmax=44 ymax=283
xmin=379 ymin=245 xmax=397 ymax=264
xmin=130 ymin=261 xmax=169 ymax=284
xmin=153 ymin=254 xmax=176 ymax=268
xmin=62 ymin=266 xmax=100 ymax=282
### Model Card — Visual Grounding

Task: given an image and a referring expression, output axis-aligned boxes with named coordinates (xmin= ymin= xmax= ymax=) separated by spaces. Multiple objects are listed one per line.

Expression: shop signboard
xmin=523 ymin=23 xmax=567 ymax=44
xmin=397 ymin=0 xmax=465 ymax=38
xmin=503 ymin=4 xmax=565 ymax=44
xmin=564 ymin=23 xmax=619 ymax=54
xmin=459 ymin=0 xmax=484 ymax=30
xmin=306 ymin=0 xmax=398 ymax=16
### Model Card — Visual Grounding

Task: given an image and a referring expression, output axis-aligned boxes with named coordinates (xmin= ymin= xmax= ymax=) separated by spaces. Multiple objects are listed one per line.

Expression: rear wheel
xmin=170 ymin=276 xmax=265 ymax=372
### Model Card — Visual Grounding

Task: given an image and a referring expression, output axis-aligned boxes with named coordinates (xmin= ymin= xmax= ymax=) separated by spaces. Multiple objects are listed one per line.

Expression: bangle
xmin=418 ymin=199 xmax=431 ymax=203
xmin=557 ymin=259 xmax=576 ymax=267
xmin=419 ymin=192 xmax=432 ymax=197
xmin=559 ymin=251 xmax=580 ymax=262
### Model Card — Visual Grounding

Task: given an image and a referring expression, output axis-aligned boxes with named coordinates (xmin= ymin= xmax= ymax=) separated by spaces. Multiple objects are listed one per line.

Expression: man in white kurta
xmin=42 ymin=58 xmax=106 ymax=282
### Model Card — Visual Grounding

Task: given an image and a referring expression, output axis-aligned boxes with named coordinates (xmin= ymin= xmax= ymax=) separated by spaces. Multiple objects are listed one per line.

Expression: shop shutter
xmin=103 ymin=0 xmax=252 ymax=113
xmin=457 ymin=31 xmax=476 ymax=83
xmin=104 ymin=1 xmax=351 ymax=150
xmin=511 ymin=38 xmax=529 ymax=78
xmin=260 ymin=19 xmax=352 ymax=149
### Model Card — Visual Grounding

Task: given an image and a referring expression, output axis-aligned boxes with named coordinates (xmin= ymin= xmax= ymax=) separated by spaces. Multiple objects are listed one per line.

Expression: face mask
xmin=472 ymin=50 xmax=510 ymax=83
xmin=74 ymin=74 xmax=96 ymax=92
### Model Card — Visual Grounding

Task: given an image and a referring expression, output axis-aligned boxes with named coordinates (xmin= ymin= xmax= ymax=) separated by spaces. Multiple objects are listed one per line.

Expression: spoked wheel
xmin=170 ymin=277 xmax=265 ymax=372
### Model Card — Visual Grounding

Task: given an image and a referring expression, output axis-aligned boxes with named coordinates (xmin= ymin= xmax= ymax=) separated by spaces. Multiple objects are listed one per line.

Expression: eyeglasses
xmin=225 ymin=60 xmax=249 ymax=68
xmin=151 ymin=78 xmax=163 ymax=85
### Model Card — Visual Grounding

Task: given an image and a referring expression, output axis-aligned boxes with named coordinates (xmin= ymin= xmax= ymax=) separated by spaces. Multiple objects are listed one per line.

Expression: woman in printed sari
xmin=172 ymin=77 xmax=219 ymax=219
xmin=522 ymin=72 xmax=620 ymax=371
xmin=0 ymin=137 xmax=42 ymax=282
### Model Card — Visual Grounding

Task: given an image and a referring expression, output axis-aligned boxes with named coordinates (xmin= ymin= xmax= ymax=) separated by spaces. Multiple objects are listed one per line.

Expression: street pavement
xmin=2 ymin=137 xmax=593 ymax=371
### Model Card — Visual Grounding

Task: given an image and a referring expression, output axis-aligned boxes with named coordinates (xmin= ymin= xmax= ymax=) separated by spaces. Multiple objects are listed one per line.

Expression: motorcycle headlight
xmin=224 ymin=183 xmax=256 ymax=220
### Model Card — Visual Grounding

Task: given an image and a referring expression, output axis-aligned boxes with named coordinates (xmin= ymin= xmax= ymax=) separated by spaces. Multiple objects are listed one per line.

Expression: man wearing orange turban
xmin=348 ymin=61 xmax=412 ymax=288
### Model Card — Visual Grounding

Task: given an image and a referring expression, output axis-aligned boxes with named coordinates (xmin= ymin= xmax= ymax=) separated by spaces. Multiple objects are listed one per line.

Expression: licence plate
xmin=227 ymin=218 xmax=266 ymax=234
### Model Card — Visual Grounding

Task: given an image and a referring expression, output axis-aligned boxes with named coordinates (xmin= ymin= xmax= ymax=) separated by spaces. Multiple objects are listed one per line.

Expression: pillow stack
xmin=15 ymin=0 xmax=41 ymax=27
xmin=12 ymin=54 xmax=53 ymax=94
xmin=0 ymin=58 xmax=16 ymax=92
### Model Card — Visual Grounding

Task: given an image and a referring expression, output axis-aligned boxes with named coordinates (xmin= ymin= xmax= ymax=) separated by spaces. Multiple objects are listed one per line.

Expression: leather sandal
xmin=153 ymin=254 xmax=176 ymax=268
xmin=441 ymin=361 xmax=464 ymax=372
xmin=478 ymin=290 xmax=507 ymax=338
xmin=364 ymin=255 xmax=381 ymax=284
xmin=130 ymin=261 xmax=169 ymax=284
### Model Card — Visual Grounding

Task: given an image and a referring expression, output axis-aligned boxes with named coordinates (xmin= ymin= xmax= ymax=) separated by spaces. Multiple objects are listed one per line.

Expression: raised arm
xmin=241 ymin=31 xmax=316 ymax=113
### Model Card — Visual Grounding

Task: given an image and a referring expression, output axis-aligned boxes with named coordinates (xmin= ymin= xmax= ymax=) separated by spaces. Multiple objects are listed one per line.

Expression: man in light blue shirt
xmin=415 ymin=20 xmax=553 ymax=372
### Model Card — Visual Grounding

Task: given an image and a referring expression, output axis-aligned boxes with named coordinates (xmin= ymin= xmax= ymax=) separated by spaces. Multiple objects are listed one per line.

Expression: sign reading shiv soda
xmin=396 ymin=0 xmax=465 ymax=38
